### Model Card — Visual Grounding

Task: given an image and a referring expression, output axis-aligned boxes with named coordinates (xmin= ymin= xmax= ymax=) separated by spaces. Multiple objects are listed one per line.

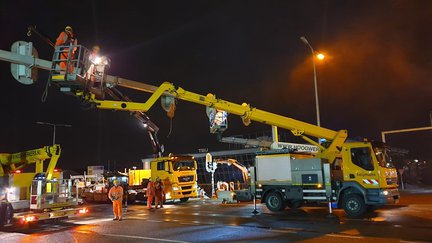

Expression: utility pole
xmin=36 ymin=121 xmax=72 ymax=145
xmin=300 ymin=36 xmax=322 ymax=128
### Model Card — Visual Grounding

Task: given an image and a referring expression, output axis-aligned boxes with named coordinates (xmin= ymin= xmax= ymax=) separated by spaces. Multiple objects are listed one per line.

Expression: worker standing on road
xmin=155 ymin=177 xmax=164 ymax=209
xmin=55 ymin=26 xmax=77 ymax=73
xmin=147 ymin=178 xmax=155 ymax=209
xmin=109 ymin=179 xmax=124 ymax=221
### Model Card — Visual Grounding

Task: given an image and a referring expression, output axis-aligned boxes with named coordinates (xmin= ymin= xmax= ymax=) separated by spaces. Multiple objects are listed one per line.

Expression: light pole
xmin=300 ymin=36 xmax=321 ymax=127
xmin=36 ymin=121 xmax=72 ymax=145
xmin=430 ymin=111 xmax=432 ymax=126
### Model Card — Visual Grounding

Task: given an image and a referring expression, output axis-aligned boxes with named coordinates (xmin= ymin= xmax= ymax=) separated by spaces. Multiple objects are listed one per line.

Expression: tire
xmin=180 ymin=197 xmax=189 ymax=203
xmin=265 ymin=191 xmax=285 ymax=212
xmin=286 ymin=200 xmax=303 ymax=209
xmin=0 ymin=203 xmax=13 ymax=228
xmin=342 ymin=194 xmax=366 ymax=218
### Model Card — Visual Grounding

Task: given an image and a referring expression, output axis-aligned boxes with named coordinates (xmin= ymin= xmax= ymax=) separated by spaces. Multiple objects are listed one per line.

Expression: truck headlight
xmin=382 ymin=190 xmax=389 ymax=196
xmin=172 ymin=187 xmax=179 ymax=191
xmin=193 ymin=184 xmax=198 ymax=189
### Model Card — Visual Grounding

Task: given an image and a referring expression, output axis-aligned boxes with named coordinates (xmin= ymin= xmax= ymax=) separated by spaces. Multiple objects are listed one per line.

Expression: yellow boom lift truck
xmin=0 ymin=42 xmax=398 ymax=217
xmin=82 ymin=81 xmax=399 ymax=218
xmin=0 ymin=145 xmax=88 ymax=227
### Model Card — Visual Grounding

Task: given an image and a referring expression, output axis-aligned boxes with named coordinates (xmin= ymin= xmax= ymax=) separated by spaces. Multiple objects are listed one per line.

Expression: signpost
xmin=205 ymin=153 xmax=217 ymax=197
xmin=398 ymin=168 xmax=405 ymax=190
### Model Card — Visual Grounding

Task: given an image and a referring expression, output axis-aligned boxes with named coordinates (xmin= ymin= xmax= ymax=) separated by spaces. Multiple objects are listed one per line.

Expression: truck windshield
xmin=173 ymin=160 xmax=195 ymax=171
xmin=373 ymin=145 xmax=395 ymax=168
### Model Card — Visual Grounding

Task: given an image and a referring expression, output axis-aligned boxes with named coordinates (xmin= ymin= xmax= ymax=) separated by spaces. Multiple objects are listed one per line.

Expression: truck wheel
xmin=180 ymin=197 xmax=189 ymax=203
xmin=0 ymin=202 xmax=13 ymax=228
xmin=5 ymin=204 xmax=13 ymax=226
xmin=265 ymin=191 xmax=285 ymax=212
xmin=342 ymin=194 xmax=366 ymax=218
xmin=286 ymin=200 xmax=303 ymax=209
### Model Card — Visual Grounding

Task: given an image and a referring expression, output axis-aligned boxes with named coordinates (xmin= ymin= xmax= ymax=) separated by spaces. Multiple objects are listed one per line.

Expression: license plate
xmin=50 ymin=211 xmax=66 ymax=217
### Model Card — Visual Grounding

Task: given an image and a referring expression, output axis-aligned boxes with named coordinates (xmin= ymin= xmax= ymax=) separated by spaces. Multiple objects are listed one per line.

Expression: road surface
xmin=1 ymin=190 xmax=431 ymax=242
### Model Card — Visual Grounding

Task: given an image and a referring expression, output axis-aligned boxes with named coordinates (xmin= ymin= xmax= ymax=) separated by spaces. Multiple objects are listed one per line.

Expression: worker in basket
xmin=85 ymin=45 xmax=101 ymax=92
xmin=55 ymin=26 xmax=77 ymax=73
xmin=86 ymin=45 xmax=100 ymax=81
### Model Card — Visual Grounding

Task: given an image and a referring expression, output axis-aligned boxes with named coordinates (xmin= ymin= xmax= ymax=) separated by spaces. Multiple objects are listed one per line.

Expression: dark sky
xmin=0 ymin=0 xmax=431 ymax=171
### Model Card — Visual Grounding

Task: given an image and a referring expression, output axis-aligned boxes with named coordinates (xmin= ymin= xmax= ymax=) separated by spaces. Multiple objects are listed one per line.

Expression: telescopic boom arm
xmin=89 ymin=81 xmax=348 ymax=161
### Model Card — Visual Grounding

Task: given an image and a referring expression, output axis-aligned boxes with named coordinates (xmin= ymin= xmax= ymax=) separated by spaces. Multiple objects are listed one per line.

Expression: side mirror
xmin=164 ymin=162 xmax=170 ymax=172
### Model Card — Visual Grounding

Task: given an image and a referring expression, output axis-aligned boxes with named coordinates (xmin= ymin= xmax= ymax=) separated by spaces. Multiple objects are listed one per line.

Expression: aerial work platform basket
xmin=50 ymin=44 xmax=89 ymax=84
xmin=49 ymin=44 xmax=109 ymax=97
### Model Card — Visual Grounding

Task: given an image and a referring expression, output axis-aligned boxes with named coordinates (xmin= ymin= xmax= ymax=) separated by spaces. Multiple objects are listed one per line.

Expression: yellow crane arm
xmin=91 ymin=81 xmax=348 ymax=157
xmin=0 ymin=145 xmax=61 ymax=179
xmin=215 ymin=159 xmax=249 ymax=183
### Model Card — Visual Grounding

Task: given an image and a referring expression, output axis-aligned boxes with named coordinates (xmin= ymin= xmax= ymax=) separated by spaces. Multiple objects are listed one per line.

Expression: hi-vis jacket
xmin=109 ymin=186 xmax=124 ymax=201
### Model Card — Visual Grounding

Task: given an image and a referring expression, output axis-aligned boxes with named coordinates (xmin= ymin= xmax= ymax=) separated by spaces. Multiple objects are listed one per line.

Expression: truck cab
xmin=150 ymin=155 xmax=198 ymax=202
xmin=334 ymin=141 xmax=399 ymax=215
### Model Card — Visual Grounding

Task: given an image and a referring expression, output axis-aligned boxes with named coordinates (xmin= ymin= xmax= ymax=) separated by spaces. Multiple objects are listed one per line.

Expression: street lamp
xmin=300 ymin=36 xmax=321 ymax=127
xmin=316 ymin=53 xmax=325 ymax=60
xmin=36 ymin=121 xmax=72 ymax=145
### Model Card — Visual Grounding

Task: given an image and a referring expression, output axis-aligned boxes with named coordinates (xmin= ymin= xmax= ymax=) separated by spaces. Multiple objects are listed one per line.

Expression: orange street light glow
xmin=316 ymin=53 xmax=325 ymax=60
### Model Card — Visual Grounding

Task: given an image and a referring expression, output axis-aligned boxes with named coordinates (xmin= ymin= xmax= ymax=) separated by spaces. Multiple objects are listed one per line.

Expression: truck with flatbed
xmin=0 ymin=145 xmax=88 ymax=227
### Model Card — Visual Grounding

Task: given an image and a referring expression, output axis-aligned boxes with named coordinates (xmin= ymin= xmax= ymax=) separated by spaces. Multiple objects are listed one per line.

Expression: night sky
xmin=1 ymin=0 xmax=431 ymax=171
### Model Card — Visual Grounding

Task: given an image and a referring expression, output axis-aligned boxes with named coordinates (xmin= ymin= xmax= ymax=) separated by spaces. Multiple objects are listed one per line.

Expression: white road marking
xmin=147 ymin=219 xmax=163 ymax=223
xmin=325 ymin=233 xmax=364 ymax=239
xmin=101 ymin=233 xmax=190 ymax=243
xmin=0 ymin=233 xmax=26 ymax=239
xmin=72 ymin=218 xmax=113 ymax=224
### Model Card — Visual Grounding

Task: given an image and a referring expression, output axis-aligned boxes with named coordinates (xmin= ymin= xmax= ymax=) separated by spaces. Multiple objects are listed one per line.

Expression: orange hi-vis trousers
xmin=113 ymin=200 xmax=122 ymax=219
xmin=147 ymin=195 xmax=154 ymax=208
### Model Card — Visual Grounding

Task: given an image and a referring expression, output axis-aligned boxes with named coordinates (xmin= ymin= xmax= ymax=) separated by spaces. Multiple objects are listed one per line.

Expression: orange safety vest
xmin=55 ymin=31 xmax=77 ymax=47
xmin=109 ymin=186 xmax=123 ymax=201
